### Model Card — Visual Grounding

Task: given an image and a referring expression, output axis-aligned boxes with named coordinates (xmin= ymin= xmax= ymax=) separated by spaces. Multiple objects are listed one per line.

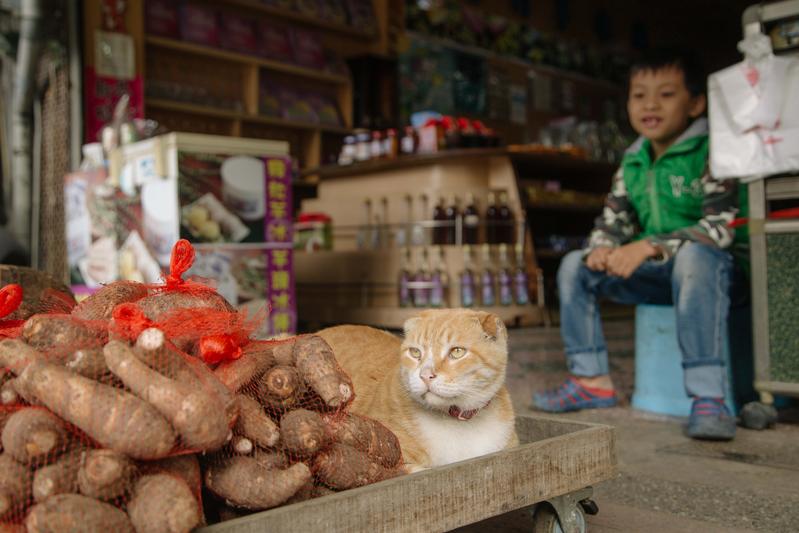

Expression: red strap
xmin=0 ymin=284 xmax=23 ymax=319
xmin=198 ymin=334 xmax=243 ymax=365
xmin=729 ymin=207 xmax=799 ymax=229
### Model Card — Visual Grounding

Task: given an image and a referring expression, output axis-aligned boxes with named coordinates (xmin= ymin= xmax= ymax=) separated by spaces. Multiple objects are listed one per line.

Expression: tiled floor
xmin=493 ymin=317 xmax=799 ymax=533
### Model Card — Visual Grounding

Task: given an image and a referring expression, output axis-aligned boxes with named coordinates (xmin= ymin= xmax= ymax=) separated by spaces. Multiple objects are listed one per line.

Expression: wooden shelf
xmin=535 ymin=249 xmax=570 ymax=259
xmin=525 ymin=202 xmax=603 ymax=213
xmin=216 ymin=0 xmax=378 ymax=41
xmin=145 ymin=35 xmax=350 ymax=85
xmin=147 ymin=99 xmax=351 ymax=135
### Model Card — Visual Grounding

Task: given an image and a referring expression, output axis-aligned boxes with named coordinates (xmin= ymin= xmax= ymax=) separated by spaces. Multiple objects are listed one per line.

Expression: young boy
xmin=533 ymin=50 xmax=748 ymax=441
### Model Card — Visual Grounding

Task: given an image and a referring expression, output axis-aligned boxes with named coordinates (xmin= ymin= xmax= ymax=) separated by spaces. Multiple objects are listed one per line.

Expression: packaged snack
xmin=279 ymin=89 xmax=319 ymax=124
xmin=256 ymin=20 xmax=294 ymax=62
xmin=307 ymin=94 xmax=342 ymax=126
xmin=179 ymin=3 xmax=219 ymax=47
xmin=145 ymin=0 xmax=179 ymax=38
xmin=290 ymin=29 xmax=326 ymax=70
xmin=219 ymin=13 xmax=257 ymax=55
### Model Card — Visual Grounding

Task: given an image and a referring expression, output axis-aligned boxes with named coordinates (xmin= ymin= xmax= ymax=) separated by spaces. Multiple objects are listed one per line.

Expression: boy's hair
xmin=629 ymin=49 xmax=705 ymax=96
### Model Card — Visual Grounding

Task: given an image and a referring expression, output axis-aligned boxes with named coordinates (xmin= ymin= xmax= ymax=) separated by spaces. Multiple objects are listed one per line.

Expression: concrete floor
xmin=470 ymin=317 xmax=799 ymax=533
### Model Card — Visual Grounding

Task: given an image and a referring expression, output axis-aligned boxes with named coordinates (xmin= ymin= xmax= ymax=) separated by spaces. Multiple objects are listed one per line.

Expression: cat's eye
xmin=449 ymin=347 xmax=467 ymax=359
xmin=407 ymin=347 xmax=422 ymax=359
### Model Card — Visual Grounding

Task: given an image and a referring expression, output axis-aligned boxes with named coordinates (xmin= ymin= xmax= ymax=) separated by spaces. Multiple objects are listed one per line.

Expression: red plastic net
xmin=0 ymin=239 xmax=403 ymax=529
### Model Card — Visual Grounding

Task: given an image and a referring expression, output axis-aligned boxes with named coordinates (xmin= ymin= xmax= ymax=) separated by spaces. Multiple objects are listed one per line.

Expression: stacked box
xmin=68 ymin=133 xmax=295 ymax=335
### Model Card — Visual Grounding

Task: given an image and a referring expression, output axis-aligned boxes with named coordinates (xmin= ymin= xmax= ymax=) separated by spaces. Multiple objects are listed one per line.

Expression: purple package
xmin=256 ymin=20 xmax=294 ymax=61
xmin=179 ymin=4 xmax=219 ymax=47
xmin=290 ymin=29 xmax=325 ymax=70
xmin=146 ymin=0 xmax=179 ymax=38
xmin=307 ymin=94 xmax=341 ymax=126
xmin=219 ymin=12 xmax=257 ymax=54
xmin=263 ymin=156 xmax=296 ymax=335
xmin=278 ymin=88 xmax=319 ymax=124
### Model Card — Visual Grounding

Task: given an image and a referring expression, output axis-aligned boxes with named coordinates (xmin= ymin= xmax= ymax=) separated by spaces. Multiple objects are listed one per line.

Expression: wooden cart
xmin=200 ymin=415 xmax=616 ymax=533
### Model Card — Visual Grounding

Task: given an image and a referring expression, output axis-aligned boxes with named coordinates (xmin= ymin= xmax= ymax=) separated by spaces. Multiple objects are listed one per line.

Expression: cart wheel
xmin=532 ymin=503 xmax=586 ymax=533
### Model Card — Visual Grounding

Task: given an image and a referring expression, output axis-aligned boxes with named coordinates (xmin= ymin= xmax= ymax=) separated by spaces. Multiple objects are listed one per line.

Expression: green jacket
xmin=588 ymin=118 xmax=749 ymax=268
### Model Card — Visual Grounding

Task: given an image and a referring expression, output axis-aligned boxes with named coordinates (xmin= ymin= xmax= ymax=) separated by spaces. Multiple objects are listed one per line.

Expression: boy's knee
xmin=673 ymin=242 xmax=731 ymax=282
xmin=557 ymin=250 xmax=587 ymax=290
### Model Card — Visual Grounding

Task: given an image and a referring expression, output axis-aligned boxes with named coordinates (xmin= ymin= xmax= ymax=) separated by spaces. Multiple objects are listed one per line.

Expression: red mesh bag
xmin=0 ymin=239 xmax=403 ymax=529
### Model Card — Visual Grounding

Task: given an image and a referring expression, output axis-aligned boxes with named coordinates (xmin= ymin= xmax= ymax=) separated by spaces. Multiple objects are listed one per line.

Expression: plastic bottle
xmin=485 ymin=191 xmax=498 ymax=244
xmin=459 ymin=245 xmax=476 ymax=307
xmin=480 ymin=244 xmax=495 ymax=307
xmin=429 ymin=246 xmax=448 ymax=308
xmin=412 ymin=248 xmax=431 ymax=307
xmin=398 ymin=247 xmax=413 ymax=308
xmin=463 ymin=192 xmax=480 ymax=245
xmin=497 ymin=244 xmax=513 ymax=306
xmin=513 ymin=244 xmax=530 ymax=305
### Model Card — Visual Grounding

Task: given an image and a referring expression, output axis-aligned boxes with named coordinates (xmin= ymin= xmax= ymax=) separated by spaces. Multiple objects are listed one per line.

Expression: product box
xmin=290 ymin=29 xmax=326 ymax=70
xmin=145 ymin=0 xmax=180 ymax=38
xmin=256 ymin=21 xmax=294 ymax=61
xmin=219 ymin=13 xmax=257 ymax=55
xmin=179 ymin=3 xmax=219 ymax=47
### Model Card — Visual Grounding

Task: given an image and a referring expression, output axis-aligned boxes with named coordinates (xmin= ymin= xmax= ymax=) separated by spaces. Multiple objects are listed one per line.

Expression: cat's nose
xmin=421 ymin=369 xmax=437 ymax=383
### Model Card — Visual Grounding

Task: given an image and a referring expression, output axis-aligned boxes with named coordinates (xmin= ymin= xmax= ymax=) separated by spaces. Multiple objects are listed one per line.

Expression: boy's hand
xmin=585 ymin=247 xmax=613 ymax=271
xmin=606 ymin=241 xmax=659 ymax=278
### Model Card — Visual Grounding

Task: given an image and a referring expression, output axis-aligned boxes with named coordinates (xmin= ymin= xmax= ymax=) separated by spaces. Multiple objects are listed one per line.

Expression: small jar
xmin=370 ymin=130 xmax=384 ymax=159
xmin=383 ymin=128 xmax=399 ymax=159
xmin=338 ymin=135 xmax=356 ymax=165
xmin=355 ymin=130 xmax=371 ymax=162
xmin=400 ymin=126 xmax=417 ymax=155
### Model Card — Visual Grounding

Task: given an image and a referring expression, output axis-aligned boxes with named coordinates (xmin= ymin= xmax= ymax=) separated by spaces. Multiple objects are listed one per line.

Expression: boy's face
xmin=627 ymin=66 xmax=706 ymax=151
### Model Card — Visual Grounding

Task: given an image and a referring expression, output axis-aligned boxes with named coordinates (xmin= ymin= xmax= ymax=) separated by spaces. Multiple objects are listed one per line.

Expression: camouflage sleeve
xmin=586 ymin=166 xmax=640 ymax=252
xmin=646 ymin=167 xmax=739 ymax=261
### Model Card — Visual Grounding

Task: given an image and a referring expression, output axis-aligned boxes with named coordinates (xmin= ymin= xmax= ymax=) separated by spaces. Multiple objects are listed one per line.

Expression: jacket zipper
xmin=647 ymin=164 xmax=662 ymax=233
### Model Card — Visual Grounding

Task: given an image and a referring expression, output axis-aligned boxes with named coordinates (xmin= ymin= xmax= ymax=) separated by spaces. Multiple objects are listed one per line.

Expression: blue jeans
xmin=557 ymin=242 xmax=747 ymax=399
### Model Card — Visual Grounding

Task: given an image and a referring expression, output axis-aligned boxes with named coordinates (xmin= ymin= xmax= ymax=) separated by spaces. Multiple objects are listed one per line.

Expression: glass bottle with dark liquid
xmin=444 ymin=194 xmax=459 ymax=245
xmin=485 ymin=191 xmax=498 ymax=244
xmin=498 ymin=191 xmax=514 ymax=244
xmin=432 ymin=196 xmax=447 ymax=245
xmin=463 ymin=193 xmax=480 ymax=245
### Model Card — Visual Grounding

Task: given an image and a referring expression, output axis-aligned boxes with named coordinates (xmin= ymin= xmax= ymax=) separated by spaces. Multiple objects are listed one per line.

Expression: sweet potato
xmin=280 ymin=409 xmax=328 ymax=457
xmin=313 ymin=442 xmax=390 ymax=490
xmin=64 ymin=348 xmax=108 ymax=379
xmin=252 ymin=449 xmax=288 ymax=470
xmin=323 ymin=413 xmax=402 ymax=468
xmin=0 ymin=380 xmax=18 ymax=406
xmin=135 ymin=329 xmax=238 ymax=428
xmin=137 ymin=291 xmax=233 ymax=322
xmin=1 ymin=407 xmax=68 ymax=464
xmin=25 ymin=493 xmax=134 ymax=533
xmin=32 ymin=449 xmax=83 ymax=502
xmin=22 ymin=315 xmax=107 ymax=354
xmin=235 ymin=395 xmax=279 ymax=449
xmin=128 ymin=473 xmax=202 ymax=533
xmin=78 ymin=448 xmax=136 ymax=501
xmin=151 ymin=454 xmax=201 ymax=491
xmin=214 ymin=342 xmax=275 ymax=392
xmin=271 ymin=339 xmax=296 ymax=366
xmin=0 ymin=339 xmax=43 ymax=376
xmin=0 ymin=454 xmax=30 ymax=520
xmin=294 ymin=336 xmax=353 ymax=408
xmin=105 ymin=341 xmax=229 ymax=452
xmin=17 ymin=360 xmax=176 ymax=459
xmin=204 ymin=457 xmax=312 ymax=510
xmin=257 ymin=365 xmax=305 ymax=409
xmin=71 ymin=282 xmax=148 ymax=321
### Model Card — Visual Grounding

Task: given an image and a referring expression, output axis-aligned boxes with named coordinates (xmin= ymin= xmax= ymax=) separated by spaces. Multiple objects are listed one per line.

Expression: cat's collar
xmin=448 ymin=400 xmax=491 ymax=421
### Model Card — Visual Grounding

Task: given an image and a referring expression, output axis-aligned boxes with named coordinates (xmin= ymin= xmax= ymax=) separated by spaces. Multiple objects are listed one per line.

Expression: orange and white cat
xmin=318 ymin=309 xmax=518 ymax=472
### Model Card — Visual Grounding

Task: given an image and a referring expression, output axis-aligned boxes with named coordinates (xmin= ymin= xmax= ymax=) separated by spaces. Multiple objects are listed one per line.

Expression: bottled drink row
xmin=398 ymin=243 xmax=530 ymax=309
xmin=357 ymin=189 xmax=519 ymax=250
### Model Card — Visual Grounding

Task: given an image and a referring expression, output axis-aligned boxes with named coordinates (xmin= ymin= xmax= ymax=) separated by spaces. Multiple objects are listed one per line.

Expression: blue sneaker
xmin=532 ymin=377 xmax=617 ymax=413
xmin=686 ymin=397 xmax=736 ymax=441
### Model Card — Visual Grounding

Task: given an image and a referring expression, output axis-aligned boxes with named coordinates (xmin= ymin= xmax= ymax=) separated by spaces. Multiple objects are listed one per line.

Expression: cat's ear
xmin=403 ymin=317 xmax=421 ymax=337
xmin=478 ymin=312 xmax=507 ymax=342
